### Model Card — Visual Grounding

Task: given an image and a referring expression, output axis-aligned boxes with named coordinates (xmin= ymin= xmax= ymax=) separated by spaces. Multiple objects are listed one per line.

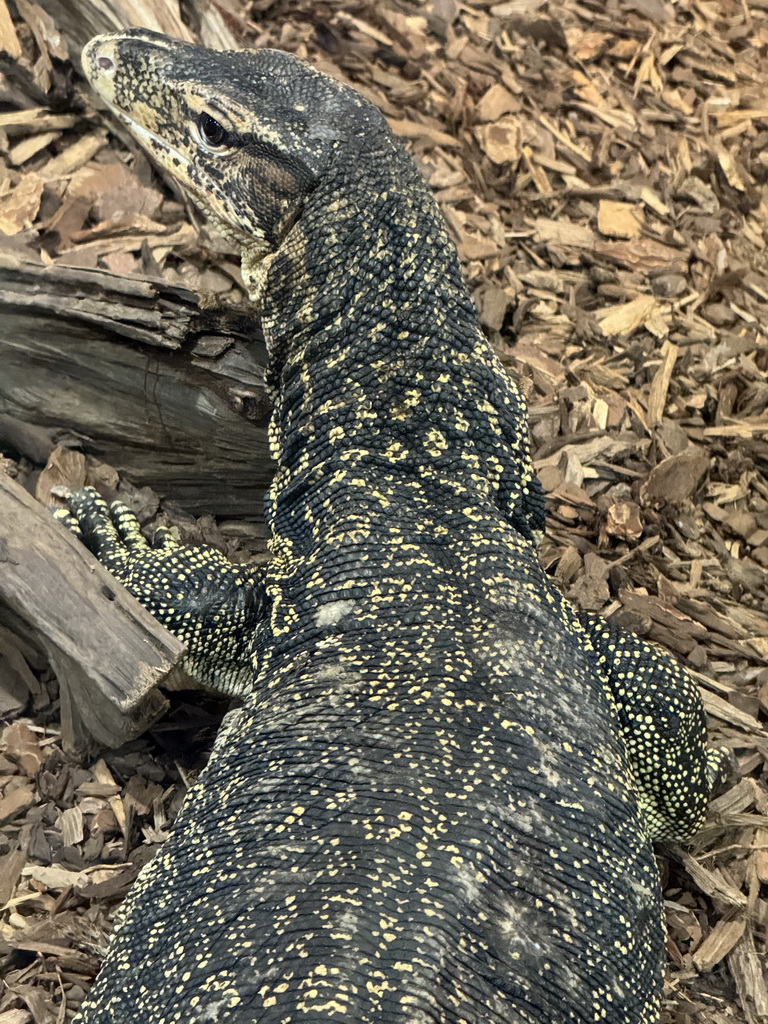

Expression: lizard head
xmin=82 ymin=29 xmax=385 ymax=299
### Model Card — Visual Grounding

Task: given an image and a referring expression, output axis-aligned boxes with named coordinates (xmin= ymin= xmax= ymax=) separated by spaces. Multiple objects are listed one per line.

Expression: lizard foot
xmin=53 ymin=488 xmax=265 ymax=696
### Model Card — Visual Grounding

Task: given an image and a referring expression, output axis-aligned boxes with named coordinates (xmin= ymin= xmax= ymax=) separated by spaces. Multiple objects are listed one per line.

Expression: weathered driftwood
xmin=36 ymin=0 xmax=241 ymax=61
xmin=0 ymin=470 xmax=184 ymax=752
xmin=0 ymin=254 xmax=273 ymax=518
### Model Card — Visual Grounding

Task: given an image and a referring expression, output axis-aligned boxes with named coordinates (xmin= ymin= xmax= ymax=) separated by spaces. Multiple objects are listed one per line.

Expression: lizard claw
xmin=65 ymin=488 xmax=140 ymax=575
xmin=52 ymin=487 xmax=266 ymax=697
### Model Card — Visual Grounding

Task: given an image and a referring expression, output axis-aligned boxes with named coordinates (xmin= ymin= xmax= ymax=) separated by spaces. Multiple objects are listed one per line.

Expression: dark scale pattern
xmin=54 ymin=491 xmax=265 ymax=695
xmin=67 ymin=28 xmax=730 ymax=1024
xmin=576 ymin=612 xmax=732 ymax=841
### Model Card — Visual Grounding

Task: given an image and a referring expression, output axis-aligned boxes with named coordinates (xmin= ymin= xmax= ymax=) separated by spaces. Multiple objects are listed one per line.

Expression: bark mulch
xmin=0 ymin=0 xmax=766 ymax=1021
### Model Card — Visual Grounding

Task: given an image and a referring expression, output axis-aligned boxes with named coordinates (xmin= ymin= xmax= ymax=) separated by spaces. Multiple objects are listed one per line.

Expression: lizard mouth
xmin=109 ymin=104 xmax=185 ymax=166
xmin=83 ymin=34 xmax=208 ymax=206
xmin=96 ymin=96 xmax=225 ymax=218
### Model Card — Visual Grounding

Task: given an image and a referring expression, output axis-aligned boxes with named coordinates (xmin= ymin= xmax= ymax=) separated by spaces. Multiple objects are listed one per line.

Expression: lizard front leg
xmin=54 ymin=488 xmax=266 ymax=698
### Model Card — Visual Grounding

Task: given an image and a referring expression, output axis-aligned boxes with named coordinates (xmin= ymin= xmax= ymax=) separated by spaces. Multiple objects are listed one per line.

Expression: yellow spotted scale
xmin=62 ymin=28 xmax=730 ymax=1024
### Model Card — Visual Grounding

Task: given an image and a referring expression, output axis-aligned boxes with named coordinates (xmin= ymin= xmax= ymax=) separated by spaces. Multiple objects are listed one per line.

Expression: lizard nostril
xmin=97 ymin=55 xmax=114 ymax=71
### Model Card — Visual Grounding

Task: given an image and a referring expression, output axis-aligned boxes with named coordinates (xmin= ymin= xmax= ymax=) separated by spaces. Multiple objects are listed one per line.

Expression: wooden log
xmin=0 ymin=254 xmax=274 ymax=519
xmin=0 ymin=470 xmax=184 ymax=752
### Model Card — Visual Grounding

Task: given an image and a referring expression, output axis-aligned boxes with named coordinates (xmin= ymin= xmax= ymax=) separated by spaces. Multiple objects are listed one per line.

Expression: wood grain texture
xmin=0 ymin=256 xmax=273 ymax=518
xmin=0 ymin=470 xmax=181 ymax=751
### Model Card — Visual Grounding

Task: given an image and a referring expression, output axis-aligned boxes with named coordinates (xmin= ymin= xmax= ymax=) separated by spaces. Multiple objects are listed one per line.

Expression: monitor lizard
xmin=62 ymin=28 xmax=729 ymax=1024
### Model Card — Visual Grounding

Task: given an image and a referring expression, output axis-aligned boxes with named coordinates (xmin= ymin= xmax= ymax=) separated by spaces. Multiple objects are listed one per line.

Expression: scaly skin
xmin=66 ymin=29 xmax=729 ymax=1024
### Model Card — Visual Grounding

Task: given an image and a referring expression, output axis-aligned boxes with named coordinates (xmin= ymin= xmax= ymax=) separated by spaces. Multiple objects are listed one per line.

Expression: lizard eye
xmin=197 ymin=112 xmax=229 ymax=148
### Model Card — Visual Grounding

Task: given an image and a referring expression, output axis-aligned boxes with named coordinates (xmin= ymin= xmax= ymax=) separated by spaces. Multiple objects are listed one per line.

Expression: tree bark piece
xmin=0 ymin=470 xmax=184 ymax=752
xmin=0 ymin=255 xmax=273 ymax=518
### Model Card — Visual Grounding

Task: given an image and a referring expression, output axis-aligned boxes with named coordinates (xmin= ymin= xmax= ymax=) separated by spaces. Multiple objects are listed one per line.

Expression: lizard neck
xmin=260 ymin=138 xmax=476 ymax=387
xmin=258 ymin=136 xmax=542 ymax=541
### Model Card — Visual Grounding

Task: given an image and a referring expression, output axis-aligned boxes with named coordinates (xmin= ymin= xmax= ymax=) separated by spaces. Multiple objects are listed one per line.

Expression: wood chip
xmin=0 ymin=782 xmax=35 ymax=824
xmin=0 ymin=847 xmax=26 ymax=907
xmin=2 ymin=721 xmax=44 ymax=775
xmin=692 ymin=915 xmax=746 ymax=971
xmin=58 ymin=805 xmax=85 ymax=846
xmin=21 ymin=863 xmax=90 ymax=890
xmin=533 ymin=217 xmax=595 ymax=248
xmin=387 ymin=117 xmax=458 ymax=148
xmin=475 ymin=117 xmax=521 ymax=165
xmin=728 ymin=929 xmax=768 ymax=1024
xmin=35 ymin=444 xmax=87 ymax=507
xmin=8 ymin=130 xmax=61 ymax=166
xmin=595 ymin=294 xmax=660 ymax=337
xmin=701 ymin=689 xmax=763 ymax=732
xmin=673 ymin=847 xmax=748 ymax=909
xmin=641 ymin=448 xmax=709 ymax=506
xmin=647 ymin=341 xmax=678 ymax=427
xmin=42 ymin=132 xmax=107 ymax=180
xmin=475 ymin=83 xmax=520 ymax=121
xmin=597 ymin=200 xmax=644 ymax=239
xmin=604 ymin=500 xmax=643 ymax=541
xmin=0 ymin=1010 xmax=33 ymax=1024
xmin=0 ymin=172 xmax=44 ymax=233
xmin=0 ymin=0 xmax=22 ymax=58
